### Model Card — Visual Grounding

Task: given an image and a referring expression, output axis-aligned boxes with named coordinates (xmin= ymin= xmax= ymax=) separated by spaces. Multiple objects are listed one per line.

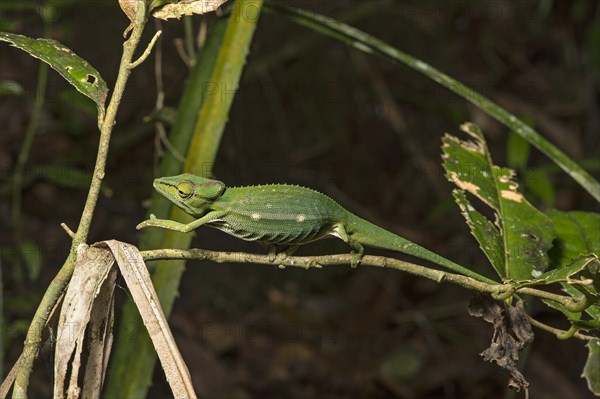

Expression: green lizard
xmin=137 ymin=174 xmax=495 ymax=283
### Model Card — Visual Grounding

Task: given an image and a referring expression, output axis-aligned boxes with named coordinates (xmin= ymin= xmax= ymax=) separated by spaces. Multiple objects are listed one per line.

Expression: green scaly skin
xmin=137 ymin=174 xmax=495 ymax=283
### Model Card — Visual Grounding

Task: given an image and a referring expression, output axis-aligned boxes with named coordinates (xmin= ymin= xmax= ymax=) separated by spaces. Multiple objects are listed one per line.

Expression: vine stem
xmin=8 ymin=3 xmax=149 ymax=397
xmin=141 ymin=247 xmax=593 ymax=338
xmin=528 ymin=316 xmax=595 ymax=341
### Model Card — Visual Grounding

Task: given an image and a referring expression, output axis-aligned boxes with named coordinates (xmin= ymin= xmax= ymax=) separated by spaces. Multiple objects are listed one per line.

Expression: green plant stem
xmin=264 ymin=2 xmax=600 ymax=203
xmin=140 ymin=248 xmax=590 ymax=326
xmin=528 ymin=316 xmax=594 ymax=341
xmin=9 ymin=4 xmax=149 ymax=397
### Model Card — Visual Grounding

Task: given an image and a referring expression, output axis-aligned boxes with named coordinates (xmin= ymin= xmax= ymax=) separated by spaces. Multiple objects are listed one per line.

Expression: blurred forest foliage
xmin=0 ymin=0 xmax=598 ymax=397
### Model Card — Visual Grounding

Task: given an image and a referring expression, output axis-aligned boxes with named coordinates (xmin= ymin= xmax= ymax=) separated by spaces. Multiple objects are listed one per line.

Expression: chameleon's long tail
xmin=346 ymin=214 xmax=497 ymax=284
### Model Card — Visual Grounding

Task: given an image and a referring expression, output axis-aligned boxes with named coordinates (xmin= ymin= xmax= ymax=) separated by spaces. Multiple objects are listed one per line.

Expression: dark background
xmin=1 ymin=0 xmax=599 ymax=398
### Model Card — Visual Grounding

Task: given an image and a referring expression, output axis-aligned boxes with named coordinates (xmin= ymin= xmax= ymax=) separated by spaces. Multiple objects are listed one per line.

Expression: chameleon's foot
xmin=268 ymin=245 xmax=299 ymax=263
xmin=343 ymin=235 xmax=364 ymax=268
xmin=350 ymin=252 xmax=363 ymax=268
xmin=136 ymin=214 xmax=158 ymax=230
xmin=306 ymin=260 xmax=322 ymax=269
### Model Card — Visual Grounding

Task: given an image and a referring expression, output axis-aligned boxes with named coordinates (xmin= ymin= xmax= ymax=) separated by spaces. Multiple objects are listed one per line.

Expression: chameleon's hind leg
xmin=267 ymin=244 xmax=300 ymax=262
xmin=332 ymin=223 xmax=364 ymax=267
xmin=267 ymin=245 xmax=277 ymax=262
xmin=279 ymin=245 xmax=299 ymax=259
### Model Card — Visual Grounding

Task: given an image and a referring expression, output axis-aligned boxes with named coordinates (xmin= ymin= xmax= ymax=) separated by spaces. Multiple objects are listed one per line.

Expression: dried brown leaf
xmin=469 ymin=293 xmax=534 ymax=393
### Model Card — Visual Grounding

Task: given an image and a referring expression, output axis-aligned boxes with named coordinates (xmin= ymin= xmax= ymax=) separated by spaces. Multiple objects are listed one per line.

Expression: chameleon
xmin=137 ymin=173 xmax=494 ymax=283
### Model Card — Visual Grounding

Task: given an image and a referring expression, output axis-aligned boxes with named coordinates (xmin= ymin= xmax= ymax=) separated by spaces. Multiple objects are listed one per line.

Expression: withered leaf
xmin=468 ymin=293 xmax=534 ymax=393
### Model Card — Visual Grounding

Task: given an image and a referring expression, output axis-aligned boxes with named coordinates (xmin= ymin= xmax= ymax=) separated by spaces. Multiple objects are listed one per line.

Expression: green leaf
xmin=524 ymin=254 xmax=599 ymax=286
xmin=544 ymin=210 xmax=600 ymax=319
xmin=443 ymin=123 xmax=554 ymax=280
xmin=583 ymin=339 xmax=600 ymax=396
xmin=0 ymin=32 xmax=107 ymax=123
xmin=542 ymin=298 xmax=582 ymax=321
xmin=547 ymin=210 xmax=600 ymax=268
xmin=572 ymin=319 xmax=600 ymax=331
xmin=0 ymin=79 xmax=23 ymax=96
xmin=453 ymin=190 xmax=504 ymax=277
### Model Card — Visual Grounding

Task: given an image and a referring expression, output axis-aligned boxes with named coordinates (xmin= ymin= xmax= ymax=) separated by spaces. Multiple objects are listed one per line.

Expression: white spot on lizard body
xmin=251 ymin=212 xmax=261 ymax=220
xmin=296 ymin=214 xmax=306 ymax=222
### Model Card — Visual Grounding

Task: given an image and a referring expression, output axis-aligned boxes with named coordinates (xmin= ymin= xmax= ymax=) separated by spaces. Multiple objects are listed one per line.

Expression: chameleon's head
xmin=153 ymin=174 xmax=226 ymax=217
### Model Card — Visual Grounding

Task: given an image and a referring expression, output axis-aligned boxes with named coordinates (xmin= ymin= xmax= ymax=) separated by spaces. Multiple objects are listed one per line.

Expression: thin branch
xmin=528 ymin=316 xmax=595 ymax=341
xmin=140 ymin=248 xmax=587 ymax=317
xmin=60 ymin=223 xmax=75 ymax=238
xmin=183 ymin=16 xmax=197 ymax=66
xmin=174 ymin=38 xmax=193 ymax=68
xmin=157 ymin=122 xmax=186 ymax=163
xmin=129 ymin=30 xmax=162 ymax=69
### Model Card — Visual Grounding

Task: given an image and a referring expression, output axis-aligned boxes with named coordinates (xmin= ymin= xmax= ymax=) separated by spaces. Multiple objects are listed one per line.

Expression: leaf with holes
xmin=0 ymin=32 xmax=107 ymax=124
xmin=442 ymin=122 xmax=554 ymax=280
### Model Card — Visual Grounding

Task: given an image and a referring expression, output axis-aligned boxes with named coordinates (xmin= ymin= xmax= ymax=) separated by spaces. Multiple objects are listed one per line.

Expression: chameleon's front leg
xmin=136 ymin=211 xmax=224 ymax=233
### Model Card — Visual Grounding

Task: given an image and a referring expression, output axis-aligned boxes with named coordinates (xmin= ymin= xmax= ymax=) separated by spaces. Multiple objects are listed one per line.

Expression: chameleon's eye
xmin=176 ymin=181 xmax=194 ymax=199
